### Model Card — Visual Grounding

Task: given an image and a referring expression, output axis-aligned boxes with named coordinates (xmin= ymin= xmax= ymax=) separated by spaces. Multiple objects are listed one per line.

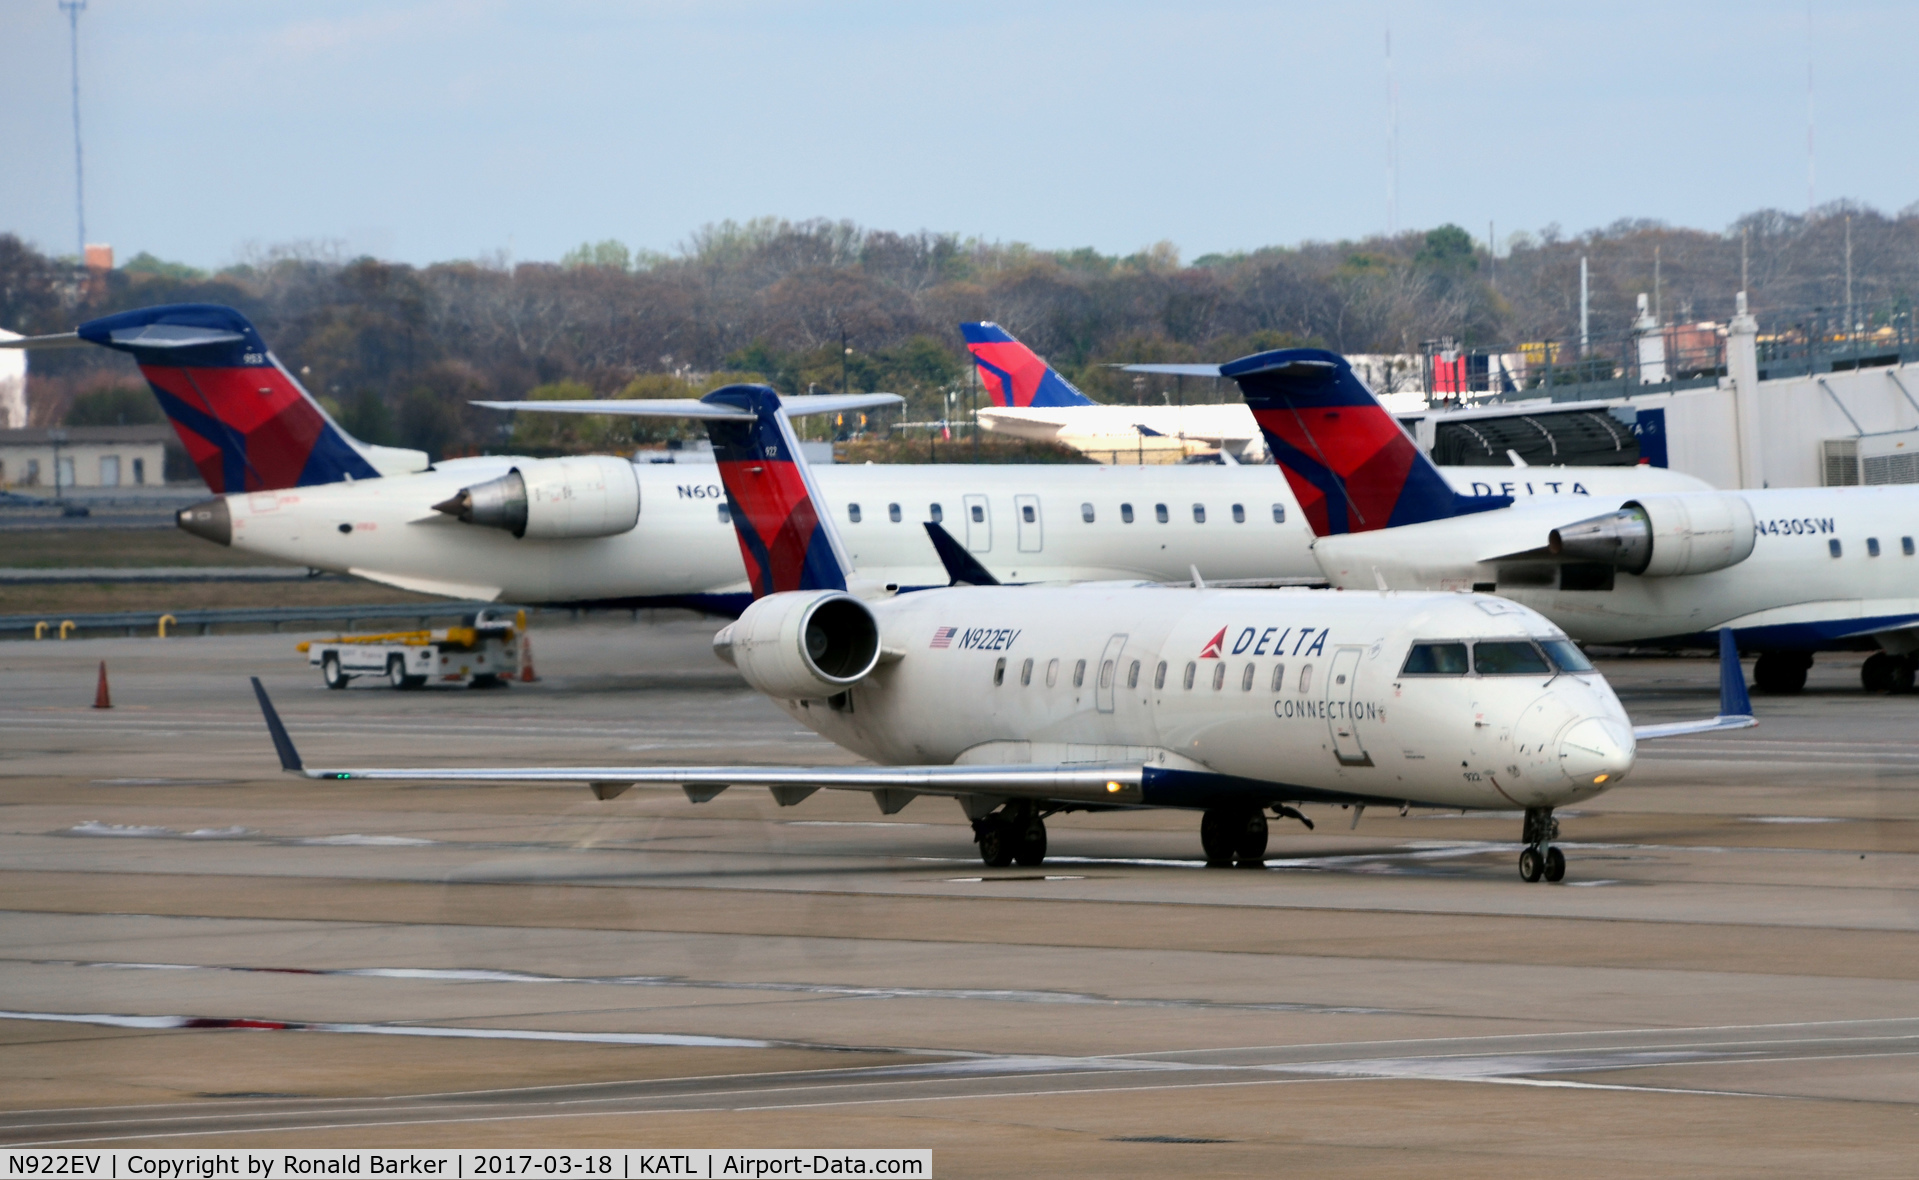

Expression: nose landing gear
xmin=974 ymin=801 xmax=1048 ymax=868
xmin=1519 ymin=806 xmax=1565 ymax=883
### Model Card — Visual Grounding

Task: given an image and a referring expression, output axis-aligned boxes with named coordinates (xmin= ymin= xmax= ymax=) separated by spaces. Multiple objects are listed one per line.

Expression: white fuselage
xmin=219 ymin=461 xmax=1709 ymax=606
xmin=1317 ymin=486 xmax=1919 ymax=647
xmin=780 ymin=587 xmax=1634 ymax=812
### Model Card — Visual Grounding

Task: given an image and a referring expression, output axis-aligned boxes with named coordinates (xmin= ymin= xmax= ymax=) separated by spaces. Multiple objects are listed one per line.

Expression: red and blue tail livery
xmin=961 ymin=323 xmax=1096 ymax=409
xmin=1222 ymin=348 xmax=1510 ymax=535
xmin=76 ymin=304 xmax=380 ymax=493
xmin=700 ymin=385 xmax=852 ymax=598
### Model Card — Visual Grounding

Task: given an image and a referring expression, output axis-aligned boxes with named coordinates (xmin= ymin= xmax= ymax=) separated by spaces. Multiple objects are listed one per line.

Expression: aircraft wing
xmin=1630 ymin=629 xmax=1756 ymax=741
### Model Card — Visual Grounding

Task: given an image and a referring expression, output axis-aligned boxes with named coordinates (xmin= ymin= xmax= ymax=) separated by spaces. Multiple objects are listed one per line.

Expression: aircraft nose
xmin=1559 ymin=717 xmax=1634 ymax=788
xmin=176 ymin=497 xmax=231 ymax=546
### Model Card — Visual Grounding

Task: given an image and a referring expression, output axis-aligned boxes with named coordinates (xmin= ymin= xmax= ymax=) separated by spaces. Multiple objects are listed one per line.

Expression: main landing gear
xmin=1862 ymin=651 xmax=1916 ymax=694
xmin=974 ymin=801 xmax=1048 ymax=868
xmin=1753 ymin=651 xmax=1812 ymax=695
xmin=1518 ymin=806 xmax=1566 ymax=883
xmin=1200 ymin=807 xmax=1270 ymax=869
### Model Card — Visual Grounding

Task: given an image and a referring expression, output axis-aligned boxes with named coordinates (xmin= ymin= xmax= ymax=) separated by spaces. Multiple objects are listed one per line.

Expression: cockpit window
xmin=1473 ymin=640 xmax=1552 ymax=675
xmin=1401 ymin=642 xmax=1469 ymax=675
xmin=1540 ymin=639 xmax=1595 ymax=673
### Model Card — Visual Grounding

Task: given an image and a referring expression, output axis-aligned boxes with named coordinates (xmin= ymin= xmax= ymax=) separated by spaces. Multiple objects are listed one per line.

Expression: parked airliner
xmin=1225 ymin=347 xmax=1919 ymax=693
xmin=254 ymin=383 xmax=1750 ymax=881
xmin=20 ymin=305 xmax=1703 ymax=612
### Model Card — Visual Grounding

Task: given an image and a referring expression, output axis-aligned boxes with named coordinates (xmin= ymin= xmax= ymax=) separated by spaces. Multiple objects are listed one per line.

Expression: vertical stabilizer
xmin=1222 ymin=347 xmax=1509 ymax=535
xmin=700 ymin=385 xmax=855 ymax=598
xmin=961 ymin=322 xmax=1096 ymax=408
xmin=73 ymin=303 xmax=405 ymax=492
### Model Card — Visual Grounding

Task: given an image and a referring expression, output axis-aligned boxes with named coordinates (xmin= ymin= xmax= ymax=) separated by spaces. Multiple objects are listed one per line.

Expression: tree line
xmin=3 ymin=201 xmax=1914 ymax=458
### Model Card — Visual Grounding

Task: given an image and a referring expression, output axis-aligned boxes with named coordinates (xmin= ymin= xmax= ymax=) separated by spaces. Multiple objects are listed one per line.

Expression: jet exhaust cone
xmin=175 ymin=498 xmax=231 ymax=546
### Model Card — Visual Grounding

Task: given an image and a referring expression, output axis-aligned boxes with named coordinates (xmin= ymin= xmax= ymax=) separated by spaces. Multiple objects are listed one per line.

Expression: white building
xmin=0 ymin=425 xmax=172 ymax=491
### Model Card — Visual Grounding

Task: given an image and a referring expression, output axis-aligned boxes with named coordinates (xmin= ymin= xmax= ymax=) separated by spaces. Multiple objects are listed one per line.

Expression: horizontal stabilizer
xmin=1116 ymin=363 xmax=1224 ymax=377
xmin=0 ymin=331 xmax=88 ymax=350
xmin=473 ymin=393 xmax=902 ymax=419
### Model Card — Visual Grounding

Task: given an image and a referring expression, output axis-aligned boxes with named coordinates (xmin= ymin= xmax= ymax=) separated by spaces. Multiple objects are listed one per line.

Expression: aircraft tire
xmin=1891 ymin=658 xmax=1916 ymax=695
xmin=1518 ymin=847 xmax=1545 ymax=883
xmin=322 ymin=655 xmax=347 ymax=690
xmin=977 ymin=817 xmax=1015 ymax=868
xmin=1544 ymin=846 xmax=1566 ymax=883
xmin=1863 ymin=652 xmax=1894 ymax=692
xmin=1753 ymin=652 xmax=1810 ymax=695
xmin=1012 ymin=819 xmax=1047 ymax=867
xmin=1199 ymin=809 xmax=1236 ymax=867
xmin=1232 ymin=810 xmax=1269 ymax=868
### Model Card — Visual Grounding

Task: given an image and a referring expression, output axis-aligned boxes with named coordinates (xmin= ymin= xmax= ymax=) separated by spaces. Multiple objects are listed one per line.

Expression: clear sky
xmin=2 ymin=1 xmax=1914 ymax=269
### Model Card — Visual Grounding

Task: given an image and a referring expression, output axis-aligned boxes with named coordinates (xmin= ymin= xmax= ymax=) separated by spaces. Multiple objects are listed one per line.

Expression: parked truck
xmin=299 ymin=614 xmax=520 ymax=689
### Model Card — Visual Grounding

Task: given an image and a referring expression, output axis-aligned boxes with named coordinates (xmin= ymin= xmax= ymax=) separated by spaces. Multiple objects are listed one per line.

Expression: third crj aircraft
xmin=254 ymin=370 xmax=1752 ymax=882
xmin=3 ymin=303 xmax=1706 ymax=612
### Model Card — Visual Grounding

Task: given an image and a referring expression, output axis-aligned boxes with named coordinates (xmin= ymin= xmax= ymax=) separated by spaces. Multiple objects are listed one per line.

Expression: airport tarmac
xmin=1 ymin=618 xmax=1916 ymax=1175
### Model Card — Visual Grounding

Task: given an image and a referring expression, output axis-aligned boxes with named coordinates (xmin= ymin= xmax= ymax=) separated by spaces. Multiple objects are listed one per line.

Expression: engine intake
xmin=434 ymin=456 xmax=640 ymax=539
xmin=1549 ymin=493 xmax=1755 ymax=577
xmin=713 ymin=591 xmax=882 ymax=699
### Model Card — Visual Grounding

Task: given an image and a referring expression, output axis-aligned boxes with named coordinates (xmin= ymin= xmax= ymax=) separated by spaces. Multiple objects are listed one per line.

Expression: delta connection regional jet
xmin=254 ymin=369 xmax=1752 ymax=882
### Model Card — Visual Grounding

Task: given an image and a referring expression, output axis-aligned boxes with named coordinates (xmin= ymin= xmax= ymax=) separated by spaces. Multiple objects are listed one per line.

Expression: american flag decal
xmin=929 ymin=626 xmax=958 ymax=649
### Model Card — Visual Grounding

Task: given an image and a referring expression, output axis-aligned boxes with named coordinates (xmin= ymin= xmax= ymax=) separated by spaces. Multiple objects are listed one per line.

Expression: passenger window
xmin=1154 ymin=660 xmax=1167 ymax=689
xmin=1081 ymin=502 xmax=1095 ymax=523
xmin=1121 ymin=503 xmax=1135 ymax=524
xmin=1127 ymin=660 xmax=1141 ymax=689
xmin=1539 ymin=639 xmax=1594 ymax=673
xmin=1232 ymin=503 xmax=1245 ymax=523
xmin=1830 ymin=539 xmax=1843 ymax=558
xmin=1272 ymin=503 xmax=1286 ymax=523
xmin=1905 ymin=537 xmax=1916 ymax=556
xmin=1020 ymin=657 xmax=1034 ymax=686
xmin=1401 ymin=642 xmax=1469 ymax=675
xmin=1298 ymin=664 xmax=1313 ymax=693
xmin=1473 ymin=640 xmax=1551 ymax=675
xmin=1099 ymin=660 xmax=1115 ymax=689
xmin=1155 ymin=503 xmax=1169 ymax=523
xmin=971 ymin=504 xmax=986 ymax=523
xmin=888 ymin=503 xmax=901 ymax=522
xmin=847 ymin=503 xmax=862 ymax=523
xmin=1192 ymin=504 xmax=1206 ymax=523
xmin=1046 ymin=658 xmax=1059 ymax=687
xmin=1270 ymin=663 xmax=1286 ymax=691
xmin=1868 ymin=537 xmax=1882 ymax=557
xmin=1020 ymin=504 xmax=1035 ymax=523
xmin=717 ymin=503 xmax=731 ymax=524
xmin=1241 ymin=662 xmax=1255 ymax=690
xmin=1182 ymin=661 xmax=1196 ymax=689
xmin=1073 ymin=659 xmax=1087 ymax=688
xmin=1211 ymin=663 xmax=1226 ymax=690
xmin=993 ymin=657 xmax=1006 ymax=686
xmin=929 ymin=503 xmax=943 ymax=523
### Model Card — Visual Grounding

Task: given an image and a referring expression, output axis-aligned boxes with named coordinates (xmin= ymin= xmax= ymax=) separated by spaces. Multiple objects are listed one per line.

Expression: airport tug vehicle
xmin=253 ymin=375 xmax=1753 ymax=881
xmin=298 ymin=614 xmax=518 ymax=689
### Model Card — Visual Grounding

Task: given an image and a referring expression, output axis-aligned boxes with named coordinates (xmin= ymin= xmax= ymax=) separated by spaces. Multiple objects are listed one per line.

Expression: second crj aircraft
xmin=255 ymin=353 xmax=1753 ymax=882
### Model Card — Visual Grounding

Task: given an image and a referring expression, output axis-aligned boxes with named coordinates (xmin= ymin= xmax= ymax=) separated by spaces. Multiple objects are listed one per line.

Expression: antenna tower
xmin=60 ymin=0 xmax=87 ymax=259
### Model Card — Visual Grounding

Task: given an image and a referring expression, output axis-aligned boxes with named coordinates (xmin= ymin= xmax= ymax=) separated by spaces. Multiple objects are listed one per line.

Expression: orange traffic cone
xmin=519 ymin=630 xmax=538 ymax=682
xmin=93 ymin=661 xmax=112 ymax=709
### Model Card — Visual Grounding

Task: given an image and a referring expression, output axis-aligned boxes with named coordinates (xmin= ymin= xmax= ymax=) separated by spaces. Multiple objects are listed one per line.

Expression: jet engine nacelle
xmin=434 ymin=455 xmax=640 ymax=539
xmin=1549 ymin=492 xmax=1756 ymax=577
xmin=712 ymin=590 xmax=882 ymax=700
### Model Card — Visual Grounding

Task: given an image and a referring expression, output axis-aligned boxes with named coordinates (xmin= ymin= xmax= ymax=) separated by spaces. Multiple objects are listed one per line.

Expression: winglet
xmin=923 ymin=522 xmax=1000 ymax=586
xmin=250 ymin=677 xmax=304 ymax=773
xmin=1719 ymin=629 xmax=1753 ymax=719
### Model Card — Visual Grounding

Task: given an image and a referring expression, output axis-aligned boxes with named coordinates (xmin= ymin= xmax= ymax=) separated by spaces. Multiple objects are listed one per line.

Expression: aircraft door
xmin=1096 ymin=633 xmax=1128 ymax=713
xmin=1014 ymin=494 xmax=1043 ymax=552
xmin=963 ymin=494 xmax=992 ymax=552
xmin=1326 ymin=646 xmax=1373 ymax=767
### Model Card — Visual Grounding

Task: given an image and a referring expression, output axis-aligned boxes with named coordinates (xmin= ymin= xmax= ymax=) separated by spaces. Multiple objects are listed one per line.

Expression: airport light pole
xmin=59 ymin=0 xmax=87 ymax=260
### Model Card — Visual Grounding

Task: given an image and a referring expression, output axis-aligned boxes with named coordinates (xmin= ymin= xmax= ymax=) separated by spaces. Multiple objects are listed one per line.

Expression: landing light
xmin=1106 ymin=781 xmax=1122 ymax=793
xmin=1592 ymin=773 xmax=1609 ymax=784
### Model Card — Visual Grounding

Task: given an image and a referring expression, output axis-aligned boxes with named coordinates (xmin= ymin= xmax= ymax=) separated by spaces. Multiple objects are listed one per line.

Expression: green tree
xmin=64 ymin=385 xmax=164 ymax=426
